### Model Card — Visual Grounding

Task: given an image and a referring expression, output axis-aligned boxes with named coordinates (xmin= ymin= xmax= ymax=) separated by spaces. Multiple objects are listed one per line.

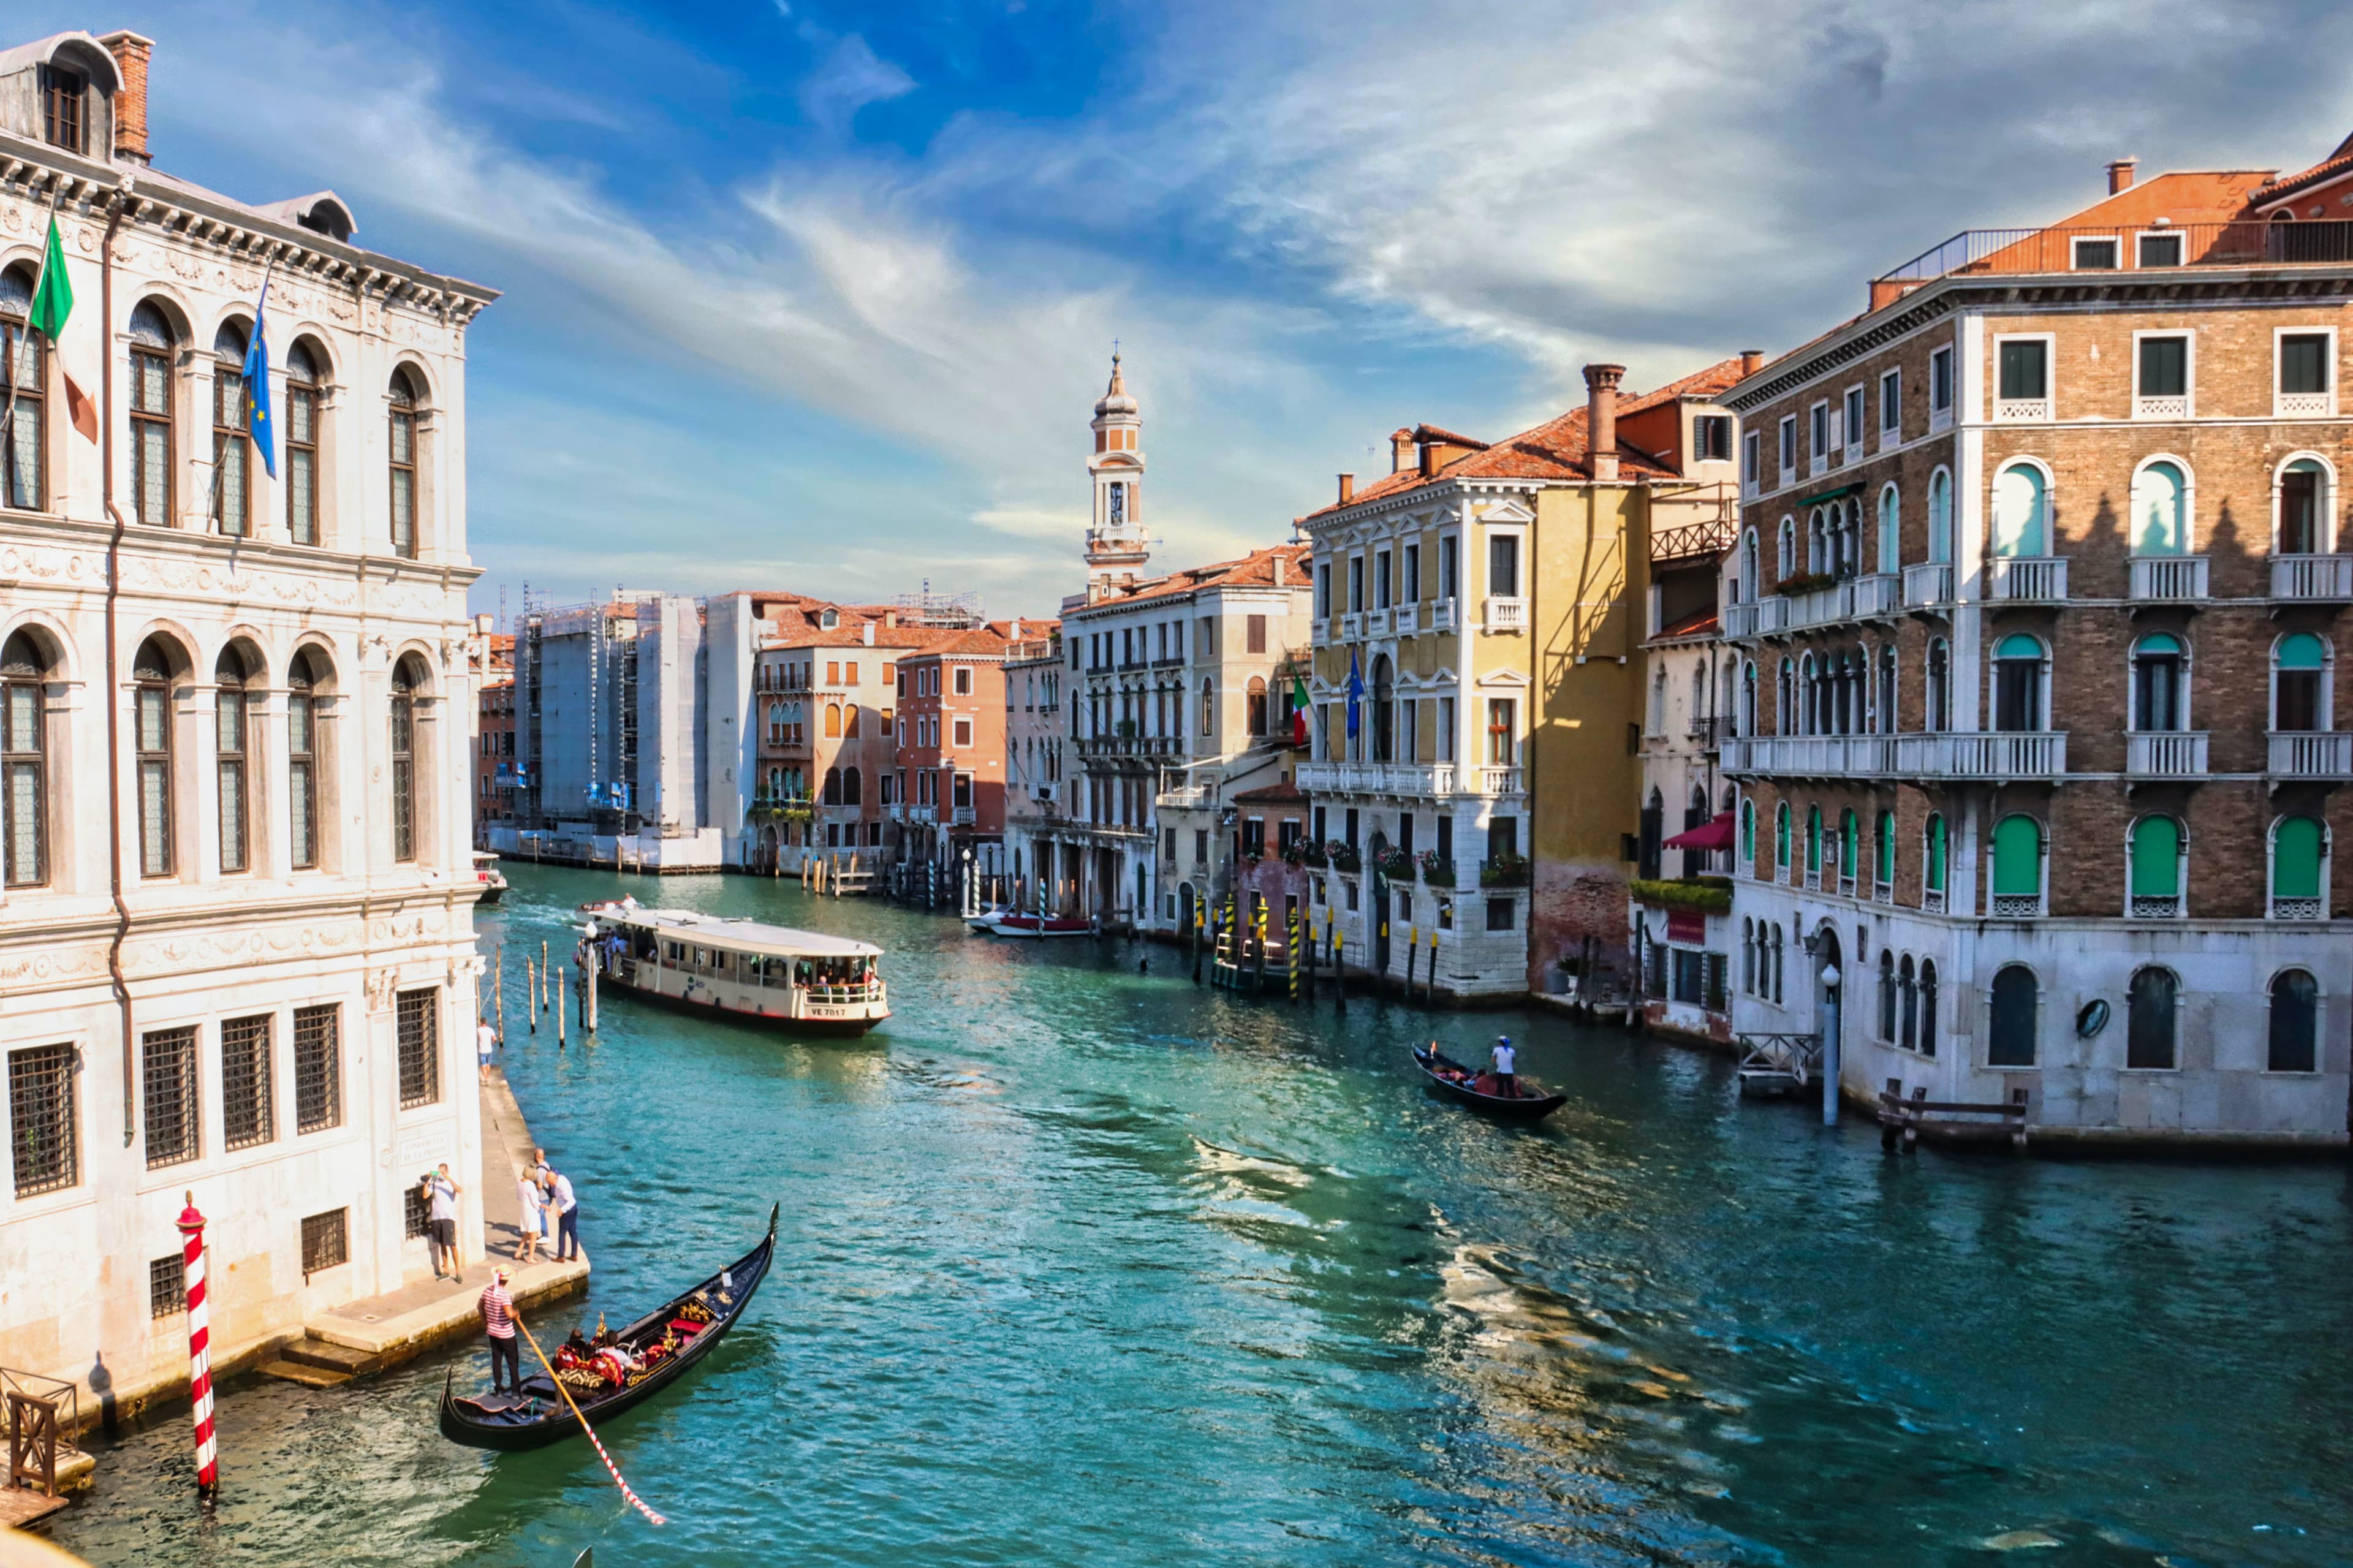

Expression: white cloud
xmin=797 ymin=35 xmax=915 ymax=137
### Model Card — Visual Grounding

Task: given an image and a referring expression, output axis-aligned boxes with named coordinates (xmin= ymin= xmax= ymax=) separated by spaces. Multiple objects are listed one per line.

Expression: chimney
xmin=1337 ymin=472 xmax=1354 ymax=506
xmin=1390 ymin=428 xmax=1415 ymax=474
xmin=1272 ymin=555 xmax=1287 ymax=586
xmin=1010 ymin=618 xmax=1022 ymax=640
xmin=862 ymin=621 xmax=875 ymax=646
xmin=1417 ymin=441 xmax=1436 ymax=479
xmin=2107 ymin=157 xmax=2138 ymax=195
xmin=1583 ymin=363 xmax=1626 ymax=483
xmin=1740 ymin=349 xmax=1765 ymax=378
xmin=97 ymin=32 xmax=154 ymax=165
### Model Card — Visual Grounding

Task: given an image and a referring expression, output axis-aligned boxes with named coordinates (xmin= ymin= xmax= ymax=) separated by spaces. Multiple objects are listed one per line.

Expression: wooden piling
xmin=526 ymin=959 xmax=537 ymax=1034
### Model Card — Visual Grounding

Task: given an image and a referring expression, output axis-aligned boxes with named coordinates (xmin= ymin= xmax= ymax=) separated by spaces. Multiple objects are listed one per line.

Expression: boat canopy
xmin=591 ymin=907 xmax=882 ymax=960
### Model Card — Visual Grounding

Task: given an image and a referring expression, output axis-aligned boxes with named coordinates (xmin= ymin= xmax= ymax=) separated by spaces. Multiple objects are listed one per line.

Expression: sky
xmin=22 ymin=0 xmax=2353 ymax=623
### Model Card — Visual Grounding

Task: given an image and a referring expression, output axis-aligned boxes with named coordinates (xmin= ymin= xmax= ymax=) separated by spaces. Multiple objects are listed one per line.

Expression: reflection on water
xmin=55 ymin=865 xmax=2353 ymax=1567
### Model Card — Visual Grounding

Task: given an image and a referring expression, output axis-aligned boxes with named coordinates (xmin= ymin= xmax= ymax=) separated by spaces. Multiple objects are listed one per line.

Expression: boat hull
xmin=604 ymin=971 xmax=887 ymax=1036
xmin=967 ymin=913 xmax=1093 ymax=938
xmin=1411 ymin=1048 xmax=1566 ymax=1122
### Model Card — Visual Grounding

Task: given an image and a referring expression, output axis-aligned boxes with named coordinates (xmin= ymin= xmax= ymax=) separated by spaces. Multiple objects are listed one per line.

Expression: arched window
xmin=1989 ymin=964 xmax=2038 ymax=1066
xmin=1875 ymin=809 xmax=1895 ymax=890
xmin=822 ymin=767 xmax=842 ymax=806
xmin=1771 ymin=922 xmax=1785 ymax=1003
xmin=2 ymin=265 xmax=47 ymax=512
xmin=1927 ymin=468 xmax=1952 ymax=562
xmin=1775 ymin=658 xmax=1793 ymax=735
xmin=1739 ymin=798 xmax=1756 ymax=868
xmin=843 ymin=767 xmax=862 ymax=806
xmin=287 ymin=648 xmax=322 ymax=869
xmin=1993 ymin=633 xmax=2047 ymax=732
xmin=215 ymin=646 xmax=254 ymax=874
xmin=1875 ymin=645 xmax=1896 ymax=734
xmin=1878 ymin=950 xmax=1896 ymax=1040
xmin=1740 ymin=528 xmax=1759 ymax=600
xmin=388 ymin=368 xmax=420 ymax=559
xmin=1741 ymin=661 xmax=1757 ymax=737
xmin=2 ymin=630 xmax=51 ymax=886
xmin=1200 ymin=678 xmax=1214 ymax=740
xmin=2271 ymin=815 xmax=2326 ymax=919
xmin=2277 ymin=457 xmax=2331 ymax=555
xmin=824 ymin=703 xmax=843 ymax=738
xmin=1991 ymin=462 xmax=2047 ymax=557
xmin=1774 ymin=801 xmax=1790 ymax=877
xmin=1648 ymin=667 xmax=1667 ymax=735
xmin=843 ymin=704 xmax=860 ymax=740
xmin=1639 ymin=786 xmax=1663 ymax=880
xmin=2127 ymin=966 xmax=2178 ymax=1069
xmin=390 ymin=654 xmax=423 ymax=863
xmin=129 ymin=303 xmax=177 ymax=528
xmin=1877 ymin=483 xmax=1900 ymax=574
xmin=1741 ymin=917 xmax=1756 ymax=993
xmin=1246 ymin=676 xmax=1269 ymax=738
xmin=2132 ymin=633 xmax=2185 ymax=732
xmin=2128 ymin=816 xmax=2183 ymax=918
xmin=1806 ymin=506 xmax=1826 ymax=575
xmin=1805 ymin=804 xmax=1822 ymax=877
xmin=1798 ymin=652 xmax=1817 ymax=735
xmin=1776 ymin=517 xmax=1796 ymax=581
xmin=1923 ymin=812 xmax=1947 ymax=902
xmin=2268 ymin=969 xmax=2319 ymax=1072
xmin=2272 ymin=633 xmax=2328 ymax=730
xmin=135 ymin=636 xmax=177 ymax=876
xmin=1898 ymin=955 xmax=1918 ymax=1050
xmin=212 ymin=320 xmax=252 ymax=537
xmin=1839 ymin=808 xmax=1859 ymax=885
xmin=1925 ymin=638 xmax=1950 ymax=732
xmin=2131 ymin=460 xmax=2188 ymax=556
xmin=1991 ymin=814 xmax=2043 ymax=915
xmin=1917 ymin=960 xmax=1938 ymax=1058
xmin=286 ymin=341 xmax=322 ymax=545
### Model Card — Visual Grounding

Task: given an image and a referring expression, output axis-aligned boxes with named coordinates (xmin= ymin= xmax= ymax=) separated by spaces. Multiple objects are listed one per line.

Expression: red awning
xmin=1662 ymin=811 xmax=1735 ymax=851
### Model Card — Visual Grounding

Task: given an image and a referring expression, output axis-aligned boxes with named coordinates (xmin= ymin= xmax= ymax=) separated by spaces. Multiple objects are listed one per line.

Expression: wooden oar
xmin=512 ymin=1316 xmax=667 ymax=1526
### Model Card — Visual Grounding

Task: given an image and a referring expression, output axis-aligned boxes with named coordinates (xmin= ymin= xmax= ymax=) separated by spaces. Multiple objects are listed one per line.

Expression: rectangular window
xmin=137 ymin=680 xmax=172 ymax=877
xmin=1438 ymin=536 xmax=1458 ymax=600
xmin=220 ymin=1013 xmax=273 ymax=1151
xmin=1403 ymin=543 xmax=1420 ymax=601
xmin=4 ymin=668 xmax=47 ymax=885
xmin=953 ymin=773 xmax=972 ymax=809
xmin=953 ymin=718 xmax=973 ymax=749
xmin=1312 ymin=807 xmax=1325 ymax=844
xmin=1694 ymin=414 xmax=1733 ymax=462
xmin=1436 ymin=695 xmax=1455 ymax=762
xmin=1486 ymin=699 xmax=1515 ymax=765
xmin=1485 ymin=897 xmax=1515 ymax=933
xmin=1345 ymin=808 xmax=1360 ymax=850
xmin=1490 ymin=816 xmax=1518 ymax=862
xmin=1374 ymin=552 xmax=1391 ymax=610
xmin=1778 ymin=414 xmax=1797 ymax=475
xmin=2137 ymin=335 xmax=2189 ymax=398
xmin=2071 ymin=236 xmax=2119 ymax=270
xmin=1930 ymin=346 xmax=1954 ymax=414
xmin=1278 ymin=818 xmax=1301 ymax=857
xmin=1316 ymin=562 xmax=1333 ymax=618
xmin=151 ymin=1254 xmax=186 ymax=1318
xmin=2137 ymin=232 xmax=2183 ymax=268
xmin=2281 ymin=333 xmax=2330 ymax=395
xmin=1488 ymin=535 xmax=1519 ymax=599
xmin=1194 ymin=828 xmax=1209 ymax=864
xmin=1809 ymin=401 xmax=1828 ymax=456
xmin=1997 ymin=339 xmax=2048 ymax=401
xmin=1347 ymin=556 xmax=1363 ymax=613
xmin=1879 ymin=369 xmax=1901 ymax=434
xmin=143 ymin=1026 xmax=201 ymax=1169
xmin=39 ymin=66 xmax=85 ymax=154
xmin=9 ymin=1043 xmax=77 ymax=1197
xmin=301 ymin=1208 xmax=349 ymax=1276
xmin=396 ymin=988 xmax=439 ymax=1109
xmin=1843 ymin=387 xmax=1865 ymax=452
xmin=1164 ymin=827 xmax=1176 ymax=861
xmin=1436 ymin=814 xmax=1453 ymax=862
xmin=1243 ymin=613 xmax=1267 ymax=654
xmin=1743 ymin=429 xmax=1761 ymax=487
xmin=955 ymin=666 xmax=971 ymax=694
xmin=295 ymin=1004 xmax=341 ymax=1133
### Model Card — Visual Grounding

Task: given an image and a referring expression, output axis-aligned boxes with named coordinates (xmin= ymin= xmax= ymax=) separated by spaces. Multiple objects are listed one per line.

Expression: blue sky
xmin=24 ymin=1 xmax=2353 ymax=621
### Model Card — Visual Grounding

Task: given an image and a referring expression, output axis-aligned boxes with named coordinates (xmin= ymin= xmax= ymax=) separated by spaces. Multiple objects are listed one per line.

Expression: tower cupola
xmin=1085 ymin=349 xmax=1149 ymax=591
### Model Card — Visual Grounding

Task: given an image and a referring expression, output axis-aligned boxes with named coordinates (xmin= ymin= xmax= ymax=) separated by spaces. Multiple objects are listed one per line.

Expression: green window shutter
xmin=1740 ymin=802 xmax=1755 ymax=860
xmin=2273 ymin=816 xmax=2323 ymax=899
xmin=2277 ymin=632 xmax=2326 ymax=670
xmin=2129 ymin=817 xmax=2181 ymax=898
xmin=1996 ymin=633 xmax=2044 ymax=659
xmin=1992 ymin=815 xmax=2042 ymax=896
xmin=1877 ymin=811 xmax=1896 ymax=882
xmin=1806 ymin=808 xmax=1821 ymax=870
xmin=1926 ymin=815 xmax=1947 ymax=892
xmin=1776 ymin=805 xmax=1790 ymax=864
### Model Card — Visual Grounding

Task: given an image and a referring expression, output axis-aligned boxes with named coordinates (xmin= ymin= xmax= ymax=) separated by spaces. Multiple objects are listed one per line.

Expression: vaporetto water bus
xmin=579 ymin=901 xmax=890 ymax=1036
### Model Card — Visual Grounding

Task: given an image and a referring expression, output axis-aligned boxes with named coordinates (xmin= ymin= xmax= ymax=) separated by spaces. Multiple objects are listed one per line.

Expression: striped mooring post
xmin=176 ymin=1192 xmax=218 ymax=1499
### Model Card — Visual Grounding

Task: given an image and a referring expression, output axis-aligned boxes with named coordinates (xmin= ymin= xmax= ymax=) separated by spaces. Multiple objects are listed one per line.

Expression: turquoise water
xmin=56 ymin=865 xmax=2353 ymax=1566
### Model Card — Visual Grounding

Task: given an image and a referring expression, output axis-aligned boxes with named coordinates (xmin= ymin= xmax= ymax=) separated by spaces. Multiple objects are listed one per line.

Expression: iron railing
xmin=1878 ymin=220 xmax=2353 ymax=289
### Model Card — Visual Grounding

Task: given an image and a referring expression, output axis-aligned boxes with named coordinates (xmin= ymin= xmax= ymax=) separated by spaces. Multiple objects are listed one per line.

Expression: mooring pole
xmin=526 ymin=960 xmax=537 ymax=1034
xmin=557 ymin=971 xmax=567 ymax=1049
xmin=176 ymin=1194 xmax=218 ymax=1502
xmin=541 ymin=940 xmax=550 ymax=1010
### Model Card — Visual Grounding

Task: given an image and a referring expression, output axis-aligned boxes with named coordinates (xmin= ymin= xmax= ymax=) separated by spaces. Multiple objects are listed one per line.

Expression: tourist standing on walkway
xmin=550 ymin=1167 xmax=580 ymax=1262
xmin=516 ymin=1168 xmax=545 ymax=1264
xmin=477 ymin=1017 xmax=499 ymax=1081
xmin=480 ymin=1267 xmax=521 ymax=1393
xmin=529 ymin=1148 xmax=555 ymax=1246
xmin=1490 ymin=1036 xmax=1517 ymax=1098
xmin=421 ymin=1162 xmax=463 ymax=1280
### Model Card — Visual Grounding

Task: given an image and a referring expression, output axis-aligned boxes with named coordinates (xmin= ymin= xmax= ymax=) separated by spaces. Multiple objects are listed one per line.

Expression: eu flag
xmin=1345 ymin=650 xmax=1363 ymax=740
xmin=242 ymin=295 xmax=276 ymax=480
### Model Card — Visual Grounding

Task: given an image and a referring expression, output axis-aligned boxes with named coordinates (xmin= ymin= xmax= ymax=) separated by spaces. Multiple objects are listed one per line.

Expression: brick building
xmin=1720 ymin=144 xmax=2353 ymax=1143
xmin=893 ymin=626 xmax=1020 ymax=887
xmin=473 ymin=628 xmax=514 ymax=836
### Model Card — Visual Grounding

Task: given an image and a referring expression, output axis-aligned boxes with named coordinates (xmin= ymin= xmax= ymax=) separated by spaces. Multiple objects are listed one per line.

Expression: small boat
xmin=967 ymin=908 xmax=1094 ymax=938
xmin=439 ymin=1206 xmax=776 ymax=1452
xmin=1411 ymin=1045 xmax=1567 ymax=1122
xmin=579 ymin=904 xmax=889 ymax=1035
xmin=472 ymin=850 xmax=508 ymax=904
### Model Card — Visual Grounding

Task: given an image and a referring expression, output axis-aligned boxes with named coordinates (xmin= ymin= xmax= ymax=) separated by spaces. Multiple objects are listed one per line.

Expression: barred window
xmin=396 ymin=988 xmax=438 ymax=1108
xmin=220 ymin=1013 xmax=273 ymax=1151
xmin=142 ymin=1026 xmax=201 ymax=1168
xmin=403 ymin=1184 xmax=430 ymax=1239
xmin=294 ymin=1004 xmax=341 ymax=1133
xmin=149 ymin=1254 xmax=186 ymax=1319
xmin=300 ymin=1208 xmax=349 ymax=1276
xmin=9 ymin=1042 xmax=77 ymax=1197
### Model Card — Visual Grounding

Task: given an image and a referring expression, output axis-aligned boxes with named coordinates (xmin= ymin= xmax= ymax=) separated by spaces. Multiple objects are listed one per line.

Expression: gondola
xmin=439 ymin=1205 xmax=776 ymax=1452
xmin=1411 ymin=1046 xmax=1567 ymax=1123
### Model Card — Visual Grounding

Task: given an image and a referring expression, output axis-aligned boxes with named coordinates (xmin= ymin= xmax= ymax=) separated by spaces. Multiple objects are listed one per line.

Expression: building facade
xmin=0 ymin=30 xmax=493 ymax=1407
xmin=1721 ymin=148 xmax=2353 ymax=1142
xmin=1002 ymin=628 xmax=1065 ymax=903
xmin=893 ymin=628 xmax=1016 ymax=885
xmin=1297 ymin=358 xmax=1748 ymax=1001
xmin=473 ymin=626 xmax=514 ymax=837
xmin=1633 ymin=558 xmax=1737 ymax=1041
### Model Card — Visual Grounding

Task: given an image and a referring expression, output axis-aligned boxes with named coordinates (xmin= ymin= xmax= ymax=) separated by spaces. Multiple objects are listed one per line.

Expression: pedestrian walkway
xmin=263 ymin=1066 xmax=588 ymax=1384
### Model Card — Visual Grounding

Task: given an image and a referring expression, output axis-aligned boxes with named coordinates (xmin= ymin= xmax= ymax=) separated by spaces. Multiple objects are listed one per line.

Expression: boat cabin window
xmin=666 ymin=942 xmax=685 ymax=963
xmin=712 ymin=950 xmax=731 ymax=975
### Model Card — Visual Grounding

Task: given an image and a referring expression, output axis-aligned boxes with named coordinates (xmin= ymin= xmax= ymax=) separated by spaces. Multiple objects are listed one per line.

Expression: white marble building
xmin=0 ymin=30 xmax=495 ymax=1409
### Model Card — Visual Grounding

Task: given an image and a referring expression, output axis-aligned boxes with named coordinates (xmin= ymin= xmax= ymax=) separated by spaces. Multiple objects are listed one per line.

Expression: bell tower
xmin=1085 ymin=350 xmax=1150 ymax=593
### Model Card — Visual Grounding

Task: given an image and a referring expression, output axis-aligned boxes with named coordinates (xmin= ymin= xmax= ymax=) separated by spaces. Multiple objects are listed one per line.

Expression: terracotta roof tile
xmin=1077 ymin=543 xmax=1311 ymax=611
xmin=1232 ymin=779 xmax=1308 ymax=805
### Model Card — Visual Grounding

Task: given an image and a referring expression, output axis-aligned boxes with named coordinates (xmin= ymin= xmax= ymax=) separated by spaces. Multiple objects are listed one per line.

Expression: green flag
xmin=1290 ymin=673 xmax=1311 ymax=746
xmin=28 ymin=218 xmax=71 ymax=342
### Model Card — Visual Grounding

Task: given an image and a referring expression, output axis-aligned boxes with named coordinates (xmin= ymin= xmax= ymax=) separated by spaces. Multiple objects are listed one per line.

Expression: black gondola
xmin=1411 ymin=1045 xmax=1567 ymax=1122
xmin=439 ymin=1205 xmax=776 ymax=1452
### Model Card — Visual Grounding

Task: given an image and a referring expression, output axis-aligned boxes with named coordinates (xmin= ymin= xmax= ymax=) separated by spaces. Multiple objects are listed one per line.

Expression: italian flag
xmin=26 ymin=216 xmax=97 ymax=442
xmin=1290 ymin=673 xmax=1311 ymax=746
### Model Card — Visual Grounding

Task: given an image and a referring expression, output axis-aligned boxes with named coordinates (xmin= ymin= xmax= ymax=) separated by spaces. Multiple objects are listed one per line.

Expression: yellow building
xmin=1296 ymin=357 xmax=1749 ymax=999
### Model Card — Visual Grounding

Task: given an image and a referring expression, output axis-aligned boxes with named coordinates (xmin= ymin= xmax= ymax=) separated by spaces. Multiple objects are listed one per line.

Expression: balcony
xmin=1077 ymin=734 xmax=1184 ymax=759
xmin=2127 ymin=731 xmax=2209 ymax=778
xmin=2269 ymin=732 xmax=2353 ymax=779
xmin=1902 ymin=561 xmax=1953 ymax=608
xmin=1394 ymin=602 xmax=1420 ymax=635
xmin=951 ymin=806 xmax=977 ymax=827
xmin=1339 ymin=613 xmax=1362 ymax=640
xmin=1296 ymin=760 xmax=1525 ymax=798
xmin=1753 ymin=595 xmax=1790 ymax=636
xmin=1994 ymin=398 xmax=2050 ymax=423
xmin=906 ymin=805 xmax=938 ymax=825
xmin=1721 ymin=730 xmax=2067 ymax=781
xmin=1987 ymin=556 xmax=2067 ymax=602
xmin=1877 ymin=219 xmax=2353 ymax=290
xmin=1483 ymin=597 xmax=1526 ymax=633
xmin=1722 ymin=600 xmax=1759 ymax=639
xmin=2272 ymin=555 xmax=2353 ymax=601
xmin=1853 ymin=572 xmax=1901 ymax=618
xmin=1366 ymin=608 xmax=1392 ymax=637
xmin=1430 ymin=597 xmax=1458 ymax=632
xmin=1311 ymin=618 xmax=1330 ymax=646
xmin=2128 ymin=555 xmax=2208 ymax=602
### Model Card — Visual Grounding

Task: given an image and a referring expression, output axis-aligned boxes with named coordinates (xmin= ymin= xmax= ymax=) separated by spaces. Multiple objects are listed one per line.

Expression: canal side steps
xmin=1735 ymin=1032 xmax=1820 ymax=1097
xmin=259 ymin=1339 xmax=379 ymax=1388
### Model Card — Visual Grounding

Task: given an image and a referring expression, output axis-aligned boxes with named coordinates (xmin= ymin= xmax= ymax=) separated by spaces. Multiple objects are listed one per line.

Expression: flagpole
xmin=202 ymin=262 xmax=277 ymax=533
xmin=0 ymin=181 xmax=67 ymax=498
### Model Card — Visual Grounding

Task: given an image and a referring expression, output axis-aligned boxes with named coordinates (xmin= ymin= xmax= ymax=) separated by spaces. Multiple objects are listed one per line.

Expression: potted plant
xmin=1479 ymin=852 xmax=1530 ymax=887
xmin=1417 ymin=849 xmax=1455 ymax=887
xmin=1299 ymin=839 xmax=1328 ymax=868
xmin=1327 ymin=840 xmax=1362 ymax=874
xmin=1376 ymin=845 xmax=1415 ymax=879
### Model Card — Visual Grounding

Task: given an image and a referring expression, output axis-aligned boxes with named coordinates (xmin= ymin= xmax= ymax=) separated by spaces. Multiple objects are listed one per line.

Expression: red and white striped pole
xmin=175 ymin=1193 xmax=218 ymax=1500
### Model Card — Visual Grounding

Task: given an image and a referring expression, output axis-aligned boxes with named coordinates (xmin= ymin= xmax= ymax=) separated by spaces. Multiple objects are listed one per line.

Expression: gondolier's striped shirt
xmin=480 ymin=1282 xmax=516 ymax=1339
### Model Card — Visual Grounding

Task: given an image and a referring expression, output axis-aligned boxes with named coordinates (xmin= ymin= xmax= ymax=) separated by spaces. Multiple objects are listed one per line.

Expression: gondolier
xmin=480 ymin=1267 xmax=521 ymax=1393
xmin=1491 ymin=1036 xmax=1517 ymax=1097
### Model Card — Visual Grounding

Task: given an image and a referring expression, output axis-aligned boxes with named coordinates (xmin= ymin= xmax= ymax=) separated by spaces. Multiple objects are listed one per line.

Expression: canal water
xmin=56 ymin=865 xmax=2353 ymax=1567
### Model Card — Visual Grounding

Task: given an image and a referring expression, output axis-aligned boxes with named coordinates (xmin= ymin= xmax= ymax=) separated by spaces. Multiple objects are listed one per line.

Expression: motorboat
xmin=967 ymin=908 xmax=1094 ymax=938
xmin=579 ymin=904 xmax=889 ymax=1035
